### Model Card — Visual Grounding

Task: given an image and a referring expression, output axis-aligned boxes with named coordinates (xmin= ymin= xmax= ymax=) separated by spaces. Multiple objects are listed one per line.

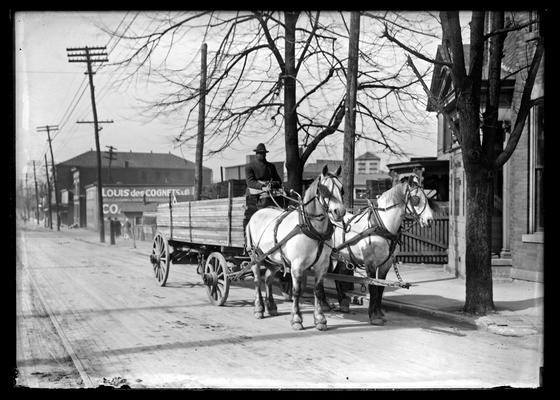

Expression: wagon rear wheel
xmin=203 ymin=252 xmax=230 ymax=306
xmin=150 ymin=232 xmax=170 ymax=286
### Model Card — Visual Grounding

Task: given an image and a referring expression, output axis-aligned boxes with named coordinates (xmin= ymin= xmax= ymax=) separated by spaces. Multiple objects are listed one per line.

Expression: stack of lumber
xmin=156 ymin=196 xmax=246 ymax=248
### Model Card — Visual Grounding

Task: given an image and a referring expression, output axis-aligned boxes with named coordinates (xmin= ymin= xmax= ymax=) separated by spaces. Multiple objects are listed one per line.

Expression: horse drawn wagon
xmin=150 ymin=182 xmax=256 ymax=306
xmin=149 ymin=168 xmax=434 ymax=329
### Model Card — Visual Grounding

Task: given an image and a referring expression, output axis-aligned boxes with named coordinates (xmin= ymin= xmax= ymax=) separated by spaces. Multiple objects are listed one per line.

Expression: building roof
xmin=58 ymin=150 xmax=210 ymax=171
xmin=428 ymin=43 xmax=514 ymax=112
xmin=356 ymin=152 xmax=380 ymax=161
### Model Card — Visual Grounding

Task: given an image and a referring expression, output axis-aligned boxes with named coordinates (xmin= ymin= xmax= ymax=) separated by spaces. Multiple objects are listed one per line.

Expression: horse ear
xmin=322 ymin=164 xmax=329 ymax=176
xmin=335 ymin=165 xmax=342 ymax=176
xmin=408 ymin=175 xmax=418 ymax=187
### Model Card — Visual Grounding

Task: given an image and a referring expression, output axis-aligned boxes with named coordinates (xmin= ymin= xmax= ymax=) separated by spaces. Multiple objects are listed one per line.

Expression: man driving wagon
xmin=243 ymin=143 xmax=292 ymax=299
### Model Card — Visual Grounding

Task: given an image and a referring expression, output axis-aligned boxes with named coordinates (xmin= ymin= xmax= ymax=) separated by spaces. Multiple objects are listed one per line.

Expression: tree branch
xmin=382 ymin=24 xmax=452 ymax=67
xmin=254 ymin=12 xmax=286 ymax=72
xmin=300 ymin=99 xmax=346 ymax=165
xmin=494 ymin=38 xmax=544 ymax=169
xmin=295 ymin=11 xmax=320 ymax=74
xmin=406 ymin=55 xmax=462 ymax=145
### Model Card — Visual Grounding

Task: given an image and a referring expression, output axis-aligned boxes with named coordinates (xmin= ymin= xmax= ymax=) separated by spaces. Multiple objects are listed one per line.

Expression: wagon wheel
xmin=150 ymin=232 xmax=170 ymax=287
xmin=203 ymin=252 xmax=230 ymax=306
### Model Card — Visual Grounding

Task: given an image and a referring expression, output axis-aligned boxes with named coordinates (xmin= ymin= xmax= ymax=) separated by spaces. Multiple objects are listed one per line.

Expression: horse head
xmin=404 ymin=174 xmax=434 ymax=228
xmin=305 ymin=164 xmax=346 ymax=223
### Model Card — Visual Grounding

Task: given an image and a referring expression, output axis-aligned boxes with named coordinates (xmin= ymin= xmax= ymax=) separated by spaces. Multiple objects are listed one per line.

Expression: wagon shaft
xmin=323 ymin=272 xmax=410 ymax=289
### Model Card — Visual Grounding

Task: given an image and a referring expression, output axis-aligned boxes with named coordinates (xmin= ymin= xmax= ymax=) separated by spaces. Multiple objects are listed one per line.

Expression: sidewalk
xmin=321 ymin=263 xmax=544 ymax=337
xmin=21 ymin=222 xmax=544 ymax=337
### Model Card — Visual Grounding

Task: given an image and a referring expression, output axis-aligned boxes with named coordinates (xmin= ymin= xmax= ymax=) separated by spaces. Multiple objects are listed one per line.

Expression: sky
xmin=15 ymin=11 xmax=442 ymax=185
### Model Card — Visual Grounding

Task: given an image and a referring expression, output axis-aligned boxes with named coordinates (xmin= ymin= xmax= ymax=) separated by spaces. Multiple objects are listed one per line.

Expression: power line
xmin=37 ymin=125 xmax=62 ymax=230
xmin=67 ymin=46 xmax=110 ymax=243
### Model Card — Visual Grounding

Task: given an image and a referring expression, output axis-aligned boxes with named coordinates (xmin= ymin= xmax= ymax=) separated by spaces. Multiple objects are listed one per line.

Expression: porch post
xmin=500 ymin=126 xmax=511 ymax=258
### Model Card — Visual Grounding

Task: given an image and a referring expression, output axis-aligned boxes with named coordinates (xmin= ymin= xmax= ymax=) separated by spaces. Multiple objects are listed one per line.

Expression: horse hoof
xmin=254 ymin=312 xmax=264 ymax=319
xmin=266 ymin=309 xmax=278 ymax=317
xmin=369 ymin=318 xmax=385 ymax=326
xmin=320 ymin=302 xmax=333 ymax=312
xmin=315 ymin=323 xmax=328 ymax=331
xmin=291 ymin=322 xmax=304 ymax=331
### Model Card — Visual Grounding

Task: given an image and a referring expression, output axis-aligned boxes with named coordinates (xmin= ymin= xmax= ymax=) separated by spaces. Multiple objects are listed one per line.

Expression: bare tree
xmin=384 ymin=11 xmax=544 ymax=314
xmin=103 ymin=11 xmax=434 ymax=194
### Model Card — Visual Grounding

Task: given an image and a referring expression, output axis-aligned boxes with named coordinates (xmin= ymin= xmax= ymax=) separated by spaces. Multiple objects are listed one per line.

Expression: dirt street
xmin=15 ymin=223 xmax=543 ymax=389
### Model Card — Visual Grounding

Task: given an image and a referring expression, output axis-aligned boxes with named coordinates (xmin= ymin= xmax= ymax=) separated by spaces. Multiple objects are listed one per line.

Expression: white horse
xmin=323 ymin=174 xmax=435 ymax=325
xmin=245 ymin=165 xmax=345 ymax=331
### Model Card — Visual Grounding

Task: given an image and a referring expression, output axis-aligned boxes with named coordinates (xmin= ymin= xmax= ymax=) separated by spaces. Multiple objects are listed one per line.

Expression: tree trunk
xmin=283 ymin=12 xmax=302 ymax=196
xmin=342 ymin=11 xmax=360 ymax=210
xmin=464 ymin=165 xmax=495 ymax=314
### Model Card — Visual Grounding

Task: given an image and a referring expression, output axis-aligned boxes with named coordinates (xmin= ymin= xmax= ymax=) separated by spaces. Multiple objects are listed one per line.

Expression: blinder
xmin=409 ymin=195 xmax=420 ymax=207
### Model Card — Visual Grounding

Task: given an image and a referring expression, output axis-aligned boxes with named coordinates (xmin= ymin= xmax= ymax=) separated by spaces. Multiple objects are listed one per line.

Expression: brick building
xmin=53 ymin=150 xmax=212 ymax=228
xmin=428 ymin=11 xmax=544 ymax=282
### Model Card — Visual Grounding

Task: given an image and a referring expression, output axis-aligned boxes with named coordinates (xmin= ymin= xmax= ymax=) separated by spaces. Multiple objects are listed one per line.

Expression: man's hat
xmin=253 ymin=143 xmax=269 ymax=153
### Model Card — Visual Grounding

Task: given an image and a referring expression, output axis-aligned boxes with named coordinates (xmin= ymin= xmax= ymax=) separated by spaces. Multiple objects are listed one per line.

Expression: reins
xmin=248 ymin=175 xmax=342 ymax=272
xmin=330 ymin=182 xmax=430 ymax=283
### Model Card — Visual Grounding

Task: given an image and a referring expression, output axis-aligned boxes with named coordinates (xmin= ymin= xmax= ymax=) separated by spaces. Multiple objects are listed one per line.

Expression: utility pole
xmin=342 ymin=12 xmax=360 ymax=210
xmin=194 ymin=43 xmax=207 ymax=201
xmin=44 ymin=153 xmax=52 ymax=229
xmin=104 ymin=145 xmax=117 ymax=183
xmin=67 ymin=45 xmax=109 ymax=242
xmin=33 ymin=161 xmax=40 ymax=225
xmin=37 ymin=125 xmax=61 ymax=230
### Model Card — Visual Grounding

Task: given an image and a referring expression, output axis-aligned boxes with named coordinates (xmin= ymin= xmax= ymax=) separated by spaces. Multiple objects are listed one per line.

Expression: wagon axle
xmin=149 ymin=254 xmax=160 ymax=265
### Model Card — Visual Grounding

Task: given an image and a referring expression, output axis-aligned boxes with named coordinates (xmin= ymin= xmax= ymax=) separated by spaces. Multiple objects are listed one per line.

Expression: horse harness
xmin=331 ymin=206 xmax=402 ymax=272
xmin=248 ymin=179 xmax=338 ymax=273
xmin=331 ymin=182 xmax=427 ymax=274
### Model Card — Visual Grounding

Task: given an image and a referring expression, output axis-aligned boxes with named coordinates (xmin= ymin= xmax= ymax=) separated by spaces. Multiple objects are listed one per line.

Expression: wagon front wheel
xmin=150 ymin=232 xmax=170 ymax=286
xmin=203 ymin=252 xmax=230 ymax=306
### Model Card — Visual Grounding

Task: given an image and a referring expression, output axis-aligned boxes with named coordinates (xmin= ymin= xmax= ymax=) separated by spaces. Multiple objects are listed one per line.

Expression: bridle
xmin=330 ymin=178 xmax=431 ymax=278
xmin=249 ymin=173 xmax=344 ymax=273
xmin=371 ymin=179 xmax=430 ymax=227
xmin=301 ymin=174 xmax=344 ymax=224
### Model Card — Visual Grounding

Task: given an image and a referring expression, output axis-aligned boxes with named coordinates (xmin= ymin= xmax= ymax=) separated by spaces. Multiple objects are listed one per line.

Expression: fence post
xmin=132 ymin=218 xmax=136 ymax=249
xmin=110 ymin=219 xmax=115 ymax=245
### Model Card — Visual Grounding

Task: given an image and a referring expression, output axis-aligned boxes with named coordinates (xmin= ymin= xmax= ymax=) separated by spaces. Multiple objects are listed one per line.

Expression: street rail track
xmin=18 ymin=231 xmax=95 ymax=388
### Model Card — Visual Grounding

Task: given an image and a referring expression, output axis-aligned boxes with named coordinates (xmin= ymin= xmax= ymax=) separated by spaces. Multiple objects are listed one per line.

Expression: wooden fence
xmin=395 ymin=215 xmax=449 ymax=264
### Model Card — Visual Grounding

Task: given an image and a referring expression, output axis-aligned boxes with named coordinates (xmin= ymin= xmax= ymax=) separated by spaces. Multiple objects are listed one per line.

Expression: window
xmin=529 ymin=101 xmax=544 ymax=233
xmin=443 ymin=112 xmax=460 ymax=152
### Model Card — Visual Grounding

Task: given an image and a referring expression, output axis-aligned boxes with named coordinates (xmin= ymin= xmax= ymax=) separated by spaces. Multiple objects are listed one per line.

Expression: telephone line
xmin=67 ymin=45 xmax=110 ymax=243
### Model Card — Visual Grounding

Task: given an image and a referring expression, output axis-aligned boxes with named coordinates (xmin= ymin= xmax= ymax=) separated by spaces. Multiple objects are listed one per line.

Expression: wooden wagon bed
xmin=156 ymin=196 xmax=247 ymax=248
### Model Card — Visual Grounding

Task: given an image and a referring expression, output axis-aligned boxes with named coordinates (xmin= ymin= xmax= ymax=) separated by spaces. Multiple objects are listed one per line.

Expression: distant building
xmin=386 ymin=157 xmax=449 ymax=201
xmin=53 ymin=150 xmax=212 ymax=228
xmin=355 ymin=151 xmax=380 ymax=174
xmin=222 ymin=154 xmax=284 ymax=182
xmin=303 ymin=153 xmax=391 ymax=206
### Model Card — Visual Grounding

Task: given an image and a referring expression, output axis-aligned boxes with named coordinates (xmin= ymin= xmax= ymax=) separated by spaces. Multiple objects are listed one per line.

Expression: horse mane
xmin=303 ymin=176 xmax=320 ymax=204
xmin=377 ymin=182 xmax=406 ymax=207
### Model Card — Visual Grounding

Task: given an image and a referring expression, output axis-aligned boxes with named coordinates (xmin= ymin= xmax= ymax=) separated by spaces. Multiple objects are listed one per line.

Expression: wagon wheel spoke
xmin=150 ymin=232 xmax=170 ymax=287
xmin=204 ymin=252 xmax=230 ymax=306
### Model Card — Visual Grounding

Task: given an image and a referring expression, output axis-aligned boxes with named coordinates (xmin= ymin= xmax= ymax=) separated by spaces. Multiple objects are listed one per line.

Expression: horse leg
xmin=334 ymin=262 xmax=351 ymax=313
xmin=368 ymin=264 xmax=390 ymax=325
xmin=368 ymin=284 xmax=386 ymax=325
xmin=251 ymin=263 xmax=265 ymax=319
xmin=315 ymin=279 xmax=333 ymax=312
xmin=290 ymin=266 xmax=305 ymax=330
xmin=313 ymin=272 xmax=329 ymax=331
xmin=264 ymin=267 xmax=278 ymax=317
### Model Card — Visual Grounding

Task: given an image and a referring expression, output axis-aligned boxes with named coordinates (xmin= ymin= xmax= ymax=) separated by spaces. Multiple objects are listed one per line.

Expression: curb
xmin=381 ymin=298 xmax=478 ymax=328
